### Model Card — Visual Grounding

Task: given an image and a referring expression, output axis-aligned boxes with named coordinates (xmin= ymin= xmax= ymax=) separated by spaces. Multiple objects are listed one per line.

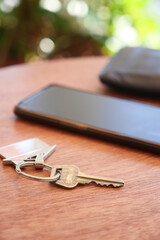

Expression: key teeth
xmin=96 ymin=182 xmax=121 ymax=188
xmin=96 ymin=181 xmax=124 ymax=188
xmin=85 ymin=181 xmax=123 ymax=188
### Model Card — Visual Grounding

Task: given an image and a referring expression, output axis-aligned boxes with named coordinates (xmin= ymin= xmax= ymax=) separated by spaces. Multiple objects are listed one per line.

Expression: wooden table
xmin=0 ymin=57 xmax=160 ymax=240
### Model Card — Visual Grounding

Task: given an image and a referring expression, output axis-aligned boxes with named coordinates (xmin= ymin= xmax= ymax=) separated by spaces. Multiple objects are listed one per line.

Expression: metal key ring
xmin=16 ymin=161 xmax=60 ymax=182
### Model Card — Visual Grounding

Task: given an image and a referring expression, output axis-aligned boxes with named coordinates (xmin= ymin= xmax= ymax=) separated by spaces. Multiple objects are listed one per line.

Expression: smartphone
xmin=14 ymin=84 xmax=160 ymax=152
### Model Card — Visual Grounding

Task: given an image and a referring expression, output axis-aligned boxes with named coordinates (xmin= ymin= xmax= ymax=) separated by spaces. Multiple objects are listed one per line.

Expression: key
xmin=50 ymin=165 xmax=124 ymax=188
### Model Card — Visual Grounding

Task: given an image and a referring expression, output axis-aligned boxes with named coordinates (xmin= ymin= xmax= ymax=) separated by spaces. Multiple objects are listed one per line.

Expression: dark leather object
xmin=99 ymin=47 xmax=160 ymax=93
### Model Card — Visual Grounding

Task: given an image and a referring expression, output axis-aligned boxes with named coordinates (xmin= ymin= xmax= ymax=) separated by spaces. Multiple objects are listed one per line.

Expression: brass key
xmin=51 ymin=165 xmax=124 ymax=188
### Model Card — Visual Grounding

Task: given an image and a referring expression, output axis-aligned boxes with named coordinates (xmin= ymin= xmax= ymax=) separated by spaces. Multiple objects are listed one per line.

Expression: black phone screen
xmin=15 ymin=85 xmax=160 ymax=148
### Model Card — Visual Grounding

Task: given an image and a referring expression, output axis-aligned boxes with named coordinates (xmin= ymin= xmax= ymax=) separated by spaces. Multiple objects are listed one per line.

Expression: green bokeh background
xmin=0 ymin=0 xmax=160 ymax=67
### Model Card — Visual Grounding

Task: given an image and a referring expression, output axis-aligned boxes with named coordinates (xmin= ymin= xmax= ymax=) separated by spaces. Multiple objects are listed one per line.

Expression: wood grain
xmin=0 ymin=57 xmax=160 ymax=240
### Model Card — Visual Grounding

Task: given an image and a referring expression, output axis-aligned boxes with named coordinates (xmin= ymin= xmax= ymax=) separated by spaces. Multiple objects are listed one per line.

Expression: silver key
xmin=50 ymin=165 xmax=124 ymax=188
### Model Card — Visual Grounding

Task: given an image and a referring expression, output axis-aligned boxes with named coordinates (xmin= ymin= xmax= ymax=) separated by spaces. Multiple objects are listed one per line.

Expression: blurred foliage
xmin=0 ymin=0 xmax=160 ymax=66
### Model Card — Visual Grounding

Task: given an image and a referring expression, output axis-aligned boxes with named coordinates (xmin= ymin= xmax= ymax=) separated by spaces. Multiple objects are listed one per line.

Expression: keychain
xmin=1 ymin=138 xmax=60 ymax=182
xmin=1 ymin=138 xmax=124 ymax=189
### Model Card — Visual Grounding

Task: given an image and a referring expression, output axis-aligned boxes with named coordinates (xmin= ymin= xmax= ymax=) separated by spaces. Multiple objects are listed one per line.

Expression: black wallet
xmin=99 ymin=47 xmax=160 ymax=94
